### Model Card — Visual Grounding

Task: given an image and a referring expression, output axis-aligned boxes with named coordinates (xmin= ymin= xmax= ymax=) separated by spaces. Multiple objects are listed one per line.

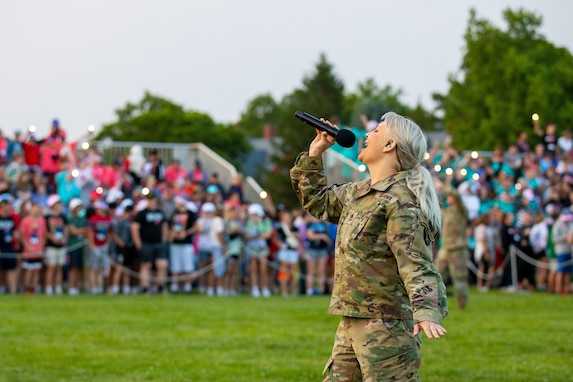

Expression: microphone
xmin=294 ymin=111 xmax=356 ymax=148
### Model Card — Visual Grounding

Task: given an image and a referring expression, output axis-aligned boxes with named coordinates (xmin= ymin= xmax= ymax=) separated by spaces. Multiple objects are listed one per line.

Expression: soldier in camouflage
xmin=436 ymin=186 xmax=470 ymax=310
xmin=290 ymin=112 xmax=448 ymax=381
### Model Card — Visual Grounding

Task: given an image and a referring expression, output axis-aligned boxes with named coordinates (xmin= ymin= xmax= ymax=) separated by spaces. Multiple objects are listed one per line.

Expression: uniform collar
xmin=355 ymin=171 xmax=408 ymax=197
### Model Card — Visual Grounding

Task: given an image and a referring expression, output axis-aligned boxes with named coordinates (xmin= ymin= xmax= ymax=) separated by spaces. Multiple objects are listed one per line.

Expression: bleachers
xmin=91 ymin=140 xmax=267 ymax=206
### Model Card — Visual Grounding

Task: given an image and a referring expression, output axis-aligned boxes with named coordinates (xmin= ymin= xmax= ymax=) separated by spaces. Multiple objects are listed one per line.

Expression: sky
xmin=1 ymin=0 xmax=571 ymax=141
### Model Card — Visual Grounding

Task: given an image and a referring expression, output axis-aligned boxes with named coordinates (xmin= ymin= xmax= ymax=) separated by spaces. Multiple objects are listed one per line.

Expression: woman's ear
xmin=384 ymin=140 xmax=395 ymax=151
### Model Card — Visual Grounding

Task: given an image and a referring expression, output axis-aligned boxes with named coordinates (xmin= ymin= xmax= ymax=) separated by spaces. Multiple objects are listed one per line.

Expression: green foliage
xmin=346 ymin=79 xmax=408 ymax=127
xmin=1 ymin=290 xmax=573 ymax=381
xmin=97 ymin=91 xmax=251 ymax=167
xmin=263 ymin=53 xmax=347 ymax=209
xmin=442 ymin=8 xmax=573 ymax=149
xmin=237 ymin=94 xmax=281 ymax=137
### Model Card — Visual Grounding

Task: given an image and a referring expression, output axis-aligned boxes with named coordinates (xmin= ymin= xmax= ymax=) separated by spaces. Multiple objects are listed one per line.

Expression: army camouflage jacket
xmin=290 ymin=153 xmax=448 ymax=324
xmin=441 ymin=206 xmax=468 ymax=250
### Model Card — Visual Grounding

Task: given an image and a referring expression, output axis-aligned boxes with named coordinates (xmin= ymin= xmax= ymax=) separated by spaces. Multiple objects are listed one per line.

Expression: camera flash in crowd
xmin=81 ymin=142 xmax=90 ymax=150
xmin=88 ymin=124 xmax=96 ymax=134
xmin=142 ymin=187 xmax=150 ymax=196
xmin=358 ymin=164 xmax=367 ymax=172
xmin=532 ymin=113 xmax=540 ymax=121
xmin=460 ymin=168 xmax=468 ymax=176
xmin=472 ymin=173 xmax=480 ymax=181
xmin=445 ymin=167 xmax=453 ymax=176
xmin=259 ymin=190 xmax=268 ymax=199
xmin=28 ymin=125 xmax=36 ymax=133
xmin=515 ymin=183 xmax=522 ymax=191
xmin=95 ymin=187 xmax=104 ymax=195
xmin=434 ymin=164 xmax=442 ymax=172
xmin=471 ymin=151 xmax=479 ymax=159
xmin=423 ymin=152 xmax=430 ymax=161
xmin=71 ymin=169 xmax=79 ymax=178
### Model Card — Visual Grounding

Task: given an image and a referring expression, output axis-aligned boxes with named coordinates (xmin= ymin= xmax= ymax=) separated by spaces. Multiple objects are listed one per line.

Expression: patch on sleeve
xmin=423 ymin=224 xmax=433 ymax=246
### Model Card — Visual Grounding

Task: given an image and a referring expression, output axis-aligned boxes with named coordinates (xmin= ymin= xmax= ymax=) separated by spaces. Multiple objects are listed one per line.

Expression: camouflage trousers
xmin=322 ymin=316 xmax=421 ymax=382
xmin=435 ymin=247 xmax=469 ymax=307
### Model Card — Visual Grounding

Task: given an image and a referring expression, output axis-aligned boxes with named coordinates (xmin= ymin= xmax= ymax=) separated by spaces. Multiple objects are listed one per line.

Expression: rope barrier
xmin=511 ymin=245 xmax=573 ymax=268
xmin=2 ymin=239 xmax=571 ymax=287
xmin=104 ymin=250 xmax=234 ymax=284
xmin=465 ymin=254 xmax=508 ymax=281
xmin=462 ymin=245 xmax=573 ymax=281
xmin=0 ymin=241 xmax=87 ymax=259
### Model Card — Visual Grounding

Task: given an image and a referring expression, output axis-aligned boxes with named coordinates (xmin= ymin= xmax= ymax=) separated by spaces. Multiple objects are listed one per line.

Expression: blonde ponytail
xmin=382 ymin=112 xmax=442 ymax=231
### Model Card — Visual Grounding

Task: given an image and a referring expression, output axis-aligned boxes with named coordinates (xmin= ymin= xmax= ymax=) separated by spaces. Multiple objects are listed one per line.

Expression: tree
xmin=97 ymin=92 xmax=250 ymax=167
xmin=346 ymin=79 xmax=408 ymax=127
xmin=261 ymin=53 xmax=347 ymax=208
xmin=442 ymin=8 xmax=573 ymax=149
xmin=237 ymin=94 xmax=281 ymax=137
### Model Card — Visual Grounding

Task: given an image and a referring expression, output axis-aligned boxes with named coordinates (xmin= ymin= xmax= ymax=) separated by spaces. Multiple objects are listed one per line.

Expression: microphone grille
xmin=336 ymin=129 xmax=356 ymax=148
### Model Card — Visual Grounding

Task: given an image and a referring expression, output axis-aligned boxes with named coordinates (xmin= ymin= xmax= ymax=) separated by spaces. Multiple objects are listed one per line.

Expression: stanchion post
xmin=510 ymin=245 xmax=518 ymax=292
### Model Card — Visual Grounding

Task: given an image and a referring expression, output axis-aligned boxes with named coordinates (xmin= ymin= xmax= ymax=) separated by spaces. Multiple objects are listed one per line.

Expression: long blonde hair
xmin=382 ymin=112 xmax=442 ymax=231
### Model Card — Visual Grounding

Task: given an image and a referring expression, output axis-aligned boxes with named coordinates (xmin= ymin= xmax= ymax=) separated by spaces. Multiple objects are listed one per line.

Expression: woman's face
xmin=358 ymin=120 xmax=389 ymax=165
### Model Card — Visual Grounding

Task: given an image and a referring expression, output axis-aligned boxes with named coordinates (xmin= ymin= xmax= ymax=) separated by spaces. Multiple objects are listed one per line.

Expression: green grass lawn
xmin=1 ymin=289 xmax=572 ymax=382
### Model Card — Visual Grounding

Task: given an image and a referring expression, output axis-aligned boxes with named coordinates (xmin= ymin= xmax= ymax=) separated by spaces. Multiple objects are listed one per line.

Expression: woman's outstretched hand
xmin=414 ymin=321 xmax=447 ymax=339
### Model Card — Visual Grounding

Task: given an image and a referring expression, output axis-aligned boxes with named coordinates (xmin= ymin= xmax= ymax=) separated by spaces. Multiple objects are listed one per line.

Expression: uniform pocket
xmin=322 ymin=356 xmax=334 ymax=376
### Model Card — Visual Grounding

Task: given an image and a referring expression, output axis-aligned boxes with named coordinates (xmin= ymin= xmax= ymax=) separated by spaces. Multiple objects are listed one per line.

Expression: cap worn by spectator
xmin=136 ymin=199 xmax=148 ymax=212
xmin=186 ymin=201 xmax=198 ymax=213
xmin=118 ymin=198 xmax=134 ymax=210
xmin=201 ymin=202 xmax=216 ymax=213
xmin=248 ymin=203 xmax=265 ymax=217
xmin=174 ymin=196 xmax=187 ymax=206
xmin=69 ymin=198 xmax=83 ymax=211
xmin=94 ymin=201 xmax=109 ymax=211
xmin=0 ymin=193 xmax=13 ymax=204
xmin=106 ymin=188 xmax=124 ymax=205
xmin=91 ymin=189 xmax=103 ymax=200
xmin=47 ymin=194 xmax=61 ymax=208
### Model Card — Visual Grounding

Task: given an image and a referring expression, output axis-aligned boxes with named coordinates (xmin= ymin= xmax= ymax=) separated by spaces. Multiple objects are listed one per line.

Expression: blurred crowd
xmin=0 ymin=117 xmax=572 ymax=297
xmin=0 ymin=119 xmax=336 ymax=297
xmin=429 ymin=120 xmax=573 ymax=296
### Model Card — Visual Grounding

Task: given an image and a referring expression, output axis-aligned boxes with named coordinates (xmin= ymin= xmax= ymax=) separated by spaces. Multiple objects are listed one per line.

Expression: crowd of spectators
xmin=0 ymin=119 xmax=335 ymax=297
xmin=426 ymin=120 xmax=573 ymax=295
xmin=0 ymin=116 xmax=572 ymax=297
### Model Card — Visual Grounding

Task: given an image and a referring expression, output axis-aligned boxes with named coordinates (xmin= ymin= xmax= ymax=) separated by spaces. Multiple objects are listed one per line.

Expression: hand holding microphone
xmin=294 ymin=111 xmax=356 ymax=148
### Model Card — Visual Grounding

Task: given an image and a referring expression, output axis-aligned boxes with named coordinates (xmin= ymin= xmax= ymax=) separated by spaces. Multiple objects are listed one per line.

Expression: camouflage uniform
xmin=436 ymin=194 xmax=469 ymax=309
xmin=290 ymin=153 xmax=448 ymax=382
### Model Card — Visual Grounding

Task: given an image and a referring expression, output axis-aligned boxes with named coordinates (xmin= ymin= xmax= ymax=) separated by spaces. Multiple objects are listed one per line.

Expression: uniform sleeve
xmin=289 ymin=152 xmax=345 ymax=224
xmin=387 ymin=204 xmax=448 ymax=324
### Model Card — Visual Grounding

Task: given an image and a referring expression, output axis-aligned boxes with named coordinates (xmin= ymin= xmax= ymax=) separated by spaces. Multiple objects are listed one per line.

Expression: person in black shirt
xmin=534 ymin=121 xmax=558 ymax=158
xmin=168 ymin=196 xmax=197 ymax=294
xmin=0 ymin=196 xmax=19 ymax=293
xmin=131 ymin=194 xmax=168 ymax=294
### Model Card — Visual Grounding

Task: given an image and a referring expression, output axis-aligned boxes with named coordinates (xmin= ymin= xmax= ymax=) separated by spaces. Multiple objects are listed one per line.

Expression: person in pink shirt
xmin=91 ymin=156 xmax=107 ymax=187
xmin=0 ymin=129 xmax=8 ymax=165
xmin=87 ymin=200 xmax=113 ymax=294
xmin=39 ymin=141 xmax=61 ymax=189
xmin=165 ymin=159 xmax=187 ymax=185
xmin=87 ymin=200 xmax=112 ymax=294
xmin=189 ymin=160 xmax=207 ymax=185
xmin=20 ymin=202 xmax=47 ymax=294
xmin=100 ymin=163 xmax=119 ymax=189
